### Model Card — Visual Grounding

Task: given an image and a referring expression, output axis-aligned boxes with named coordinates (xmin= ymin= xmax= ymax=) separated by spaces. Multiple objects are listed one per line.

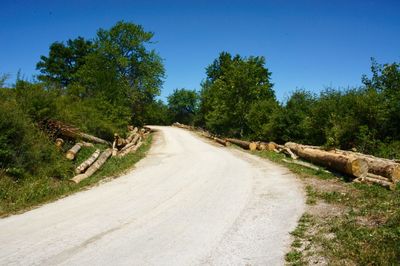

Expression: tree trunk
xmin=226 ymin=138 xmax=251 ymax=149
xmin=71 ymin=149 xmax=112 ymax=183
xmin=66 ymin=143 xmax=82 ymax=160
xmin=214 ymin=137 xmax=228 ymax=146
xmin=118 ymin=141 xmax=143 ymax=157
xmin=126 ymin=127 xmax=138 ymax=142
xmin=78 ymin=133 xmax=111 ymax=146
xmin=285 ymin=142 xmax=368 ymax=178
xmin=75 ymin=149 xmax=101 ymax=174
xmin=332 ymin=150 xmax=400 ymax=183
xmin=249 ymin=142 xmax=258 ymax=151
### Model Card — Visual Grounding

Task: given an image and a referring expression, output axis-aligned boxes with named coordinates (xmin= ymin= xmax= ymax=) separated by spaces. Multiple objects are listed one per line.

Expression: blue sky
xmin=1 ymin=0 xmax=399 ymax=102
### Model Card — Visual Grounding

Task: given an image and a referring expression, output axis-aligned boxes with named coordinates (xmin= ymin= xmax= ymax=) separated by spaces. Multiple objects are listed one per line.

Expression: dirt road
xmin=0 ymin=126 xmax=305 ymax=265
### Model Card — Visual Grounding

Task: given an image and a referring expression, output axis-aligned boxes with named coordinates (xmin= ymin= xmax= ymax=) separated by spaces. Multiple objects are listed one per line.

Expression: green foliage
xmin=167 ymin=88 xmax=199 ymax=125
xmin=36 ymin=37 xmax=94 ymax=87
xmin=199 ymin=52 xmax=276 ymax=137
xmin=0 ymin=92 xmax=71 ymax=179
xmin=197 ymin=56 xmax=400 ymax=158
xmin=75 ymin=21 xmax=165 ymax=126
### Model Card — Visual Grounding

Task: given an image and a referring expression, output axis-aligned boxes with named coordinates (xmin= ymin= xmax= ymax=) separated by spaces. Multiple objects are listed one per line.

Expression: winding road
xmin=0 ymin=126 xmax=305 ymax=265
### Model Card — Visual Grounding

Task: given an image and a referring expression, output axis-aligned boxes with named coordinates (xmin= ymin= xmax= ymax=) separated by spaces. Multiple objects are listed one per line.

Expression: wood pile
xmin=42 ymin=119 xmax=111 ymax=146
xmin=69 ymin=125 xmax=152 ymax=184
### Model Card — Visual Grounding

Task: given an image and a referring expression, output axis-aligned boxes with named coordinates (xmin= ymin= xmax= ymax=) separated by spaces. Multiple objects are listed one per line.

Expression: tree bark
xmin=66 ymin=143 xmax=82 ymax=160
xmin=225 ymin=138 xmax=251 ymax=149
xmin=214 ymin=137 xmax=228 ymax=146
xmin=332 ymin=150 xmax=400 ymax=183
xmin=249 ymin=142 xmax=258 ymax=151
xmin=71 ymin=149 xmax=112 ymax=183
xmin=285 ymin=142 xmax=368 ymax=178
xmin=126 ymin=127 xmax=138 ymax=142
xmin=75 ymin=149 xmax=101 ymax=174
xmin=118 ymin=141 xmax=143 ymax=157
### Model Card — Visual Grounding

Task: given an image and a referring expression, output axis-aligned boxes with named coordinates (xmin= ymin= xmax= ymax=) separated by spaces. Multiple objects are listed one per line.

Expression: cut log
xmin=126 ymin=127 xmax=138 ymax=142
xmin=71 ymin=149 xmax=112 ymax=183
xmin=354 ymin=176 xmax=395 ymax=190
xmin=66 ymin=143 xmax=82 ymax=160
xmin=81 ymin=141 xmax=94 ymax=147
xmin=267 ymin=142 xmax=278 ymax=151
xmin=55 ymin=138 xmax=64 ymax=148
xmin=285 ymin=142 xmax=368 ymax=178
xmin=78 ymin=133 xmax=111 ymax=146
xmin=258 ymin=142 xmax=268 ymax=150
xmin=214 ymin=137 xmax=228 ymax=146
xmin=282 ymin=147 xmax=299 ymax=160
xmin=118 ymin=141 xmax=143 ymax=157
xmin=249 ymin=142 xmax=258 ymax=151
xmin=112 ymin=148 xmax=118 ymax=157
xmin=75 ymin=149 xmax=101 ymax=174
xmin=43 ymin=119 xmax=111 ymax=146
xmin=332 ymin=150 xmax=400 ymax=183
xmin=113 ymin=133 xmax=128 ymax=150
xmin=226 ymin=138 xmax=251 ymax=149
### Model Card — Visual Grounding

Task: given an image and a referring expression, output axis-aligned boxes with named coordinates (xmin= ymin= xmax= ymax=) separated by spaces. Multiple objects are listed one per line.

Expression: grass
xmin=250 ymin=149 xmax=400 ymax=265
xmin=0 ymin=135 xmax=153 ymax=217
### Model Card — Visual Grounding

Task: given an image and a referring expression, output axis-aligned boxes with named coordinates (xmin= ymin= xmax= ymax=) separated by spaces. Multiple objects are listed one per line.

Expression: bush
xmin=0 ymin=95 xmax=71 ymax=179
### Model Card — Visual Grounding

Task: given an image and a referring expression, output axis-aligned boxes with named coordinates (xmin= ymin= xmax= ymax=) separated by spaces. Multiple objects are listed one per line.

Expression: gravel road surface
xmin=0 ymin=126 xmax=305 ymax=265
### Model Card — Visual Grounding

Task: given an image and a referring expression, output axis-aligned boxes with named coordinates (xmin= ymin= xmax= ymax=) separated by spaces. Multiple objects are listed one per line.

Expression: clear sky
xmin=1 ymin=0 xmax=399 ymax=102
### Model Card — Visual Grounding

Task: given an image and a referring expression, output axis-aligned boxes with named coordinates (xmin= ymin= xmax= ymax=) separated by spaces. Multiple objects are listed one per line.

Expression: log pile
xmin=111 ymin=126 xmax=152 ymax=157
xmin=69 ymin=125 xmax=152 ymax=184
xmin=42 ymin=119 xmax=111 ymax=146
xmin=75 ymin=149 xmax=101 ymax=174
xmin=71 ymin=149 xmax=112 ymax=183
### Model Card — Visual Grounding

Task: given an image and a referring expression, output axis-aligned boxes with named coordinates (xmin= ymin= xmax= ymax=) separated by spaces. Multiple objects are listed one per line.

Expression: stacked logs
xmin=42 ymin=119 xmax=111 ymax=146
xmin=68 ymin=126 xmax=152 ymax=184
xmin=283 ymin=142 xmax=398 ymax=190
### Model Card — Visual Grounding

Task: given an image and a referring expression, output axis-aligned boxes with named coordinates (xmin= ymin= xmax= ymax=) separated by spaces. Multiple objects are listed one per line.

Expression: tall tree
xmin=167 ymin=88 xmax=198 ymax=125
xmin=75 ymin=21 xmax=165 ymax=125
xmin=199 ymin=52 xmax=275 ymax=137
xmin=36 ymin=37 xmax=94 ymax=87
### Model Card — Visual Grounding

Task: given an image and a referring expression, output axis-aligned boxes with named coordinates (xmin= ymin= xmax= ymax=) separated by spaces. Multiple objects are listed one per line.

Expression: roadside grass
xmin=0 ymin=135 xmax=153 ymax=217
xmin=251 ymin=150 xmax=400 ymax=265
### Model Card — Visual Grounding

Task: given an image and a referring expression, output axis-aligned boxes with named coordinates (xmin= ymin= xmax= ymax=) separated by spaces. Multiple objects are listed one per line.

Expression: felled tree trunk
xmin=118 ymin=141 xmax=143 ymax=157
xmin=66 ymin=143 xmax=82 ymax=160
xmin=332 ymin=150 xmax=400 ymax=183
xmin=126 ymin=127 xmax=138 ymax=142
xmin=214 ymin=137 xmax=228 ymax=146
xmin=75 ymin=149 xmax=101 ymax=174
xmin=71 ymin=149 xmax=112 ymax=183
xmin=43 ymin=119 xmax=111 ymax=146
xmin=226 ymin=138 xmax=251 ymax=149
xmin=77 ymin=133 xmax=110 ymax=146
xmin=249 ymin=142 xmax=258 ymax=151
xmin=285 ymin=142 xmax=368 ymax=178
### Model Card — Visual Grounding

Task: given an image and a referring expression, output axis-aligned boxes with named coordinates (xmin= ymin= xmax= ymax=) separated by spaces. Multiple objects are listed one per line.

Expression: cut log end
xmin=346 ymin=158 xmax=369 ymax=178
xmin=249 ymin=142 xmax=258 ymax=151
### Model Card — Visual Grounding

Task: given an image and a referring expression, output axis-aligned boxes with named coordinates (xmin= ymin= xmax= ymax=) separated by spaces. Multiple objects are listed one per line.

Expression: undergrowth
xmin=0 ymin=135 xmax=152 ymax=217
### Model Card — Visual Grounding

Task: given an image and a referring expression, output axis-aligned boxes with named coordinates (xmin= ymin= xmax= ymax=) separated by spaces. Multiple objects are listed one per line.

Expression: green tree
xmin=75 ymin=21 xmax=165 ymax=125
xmin=199 ymin=52 xmax=275 ymax=137
xmin=167 ymin=89 xmax=198 ymax=125
xmin=36 ymin=37 xmax=94 ymax=87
